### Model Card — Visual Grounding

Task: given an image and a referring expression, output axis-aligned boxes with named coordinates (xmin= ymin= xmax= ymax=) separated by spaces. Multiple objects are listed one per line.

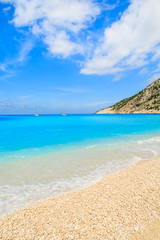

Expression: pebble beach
xmin=0 ymin=155 xmax=160 ymax=239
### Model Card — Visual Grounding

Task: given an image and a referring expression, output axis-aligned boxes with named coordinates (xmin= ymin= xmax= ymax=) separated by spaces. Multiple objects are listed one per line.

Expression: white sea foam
xmin=85 ymin=144 xmax=97 ymax=149
xmin=0 ymin=133 xmax=160 ymax=217
xmin=0 ymin=155 xmax=140 ymax=217
xmin=138 ymin=136 xmax=160 ymax=145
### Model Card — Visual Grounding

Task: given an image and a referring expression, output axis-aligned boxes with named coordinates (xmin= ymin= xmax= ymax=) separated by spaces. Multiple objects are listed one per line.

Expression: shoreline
xmin=0 ymin=155 xmax=160 ymax=239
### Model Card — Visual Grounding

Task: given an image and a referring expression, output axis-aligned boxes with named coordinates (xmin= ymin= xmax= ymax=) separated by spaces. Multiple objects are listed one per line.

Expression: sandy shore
xmin=0 ymin=155 xmax=160 ymax=240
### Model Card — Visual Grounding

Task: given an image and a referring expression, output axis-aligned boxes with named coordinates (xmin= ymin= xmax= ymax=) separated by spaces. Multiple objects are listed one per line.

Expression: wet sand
xmin=0 ymin=155 xmax=160 ymax=239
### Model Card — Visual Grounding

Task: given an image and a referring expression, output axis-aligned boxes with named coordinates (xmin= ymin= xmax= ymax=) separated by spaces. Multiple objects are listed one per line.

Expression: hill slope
xmin=96 ymin=79 xmax=160 ymax=114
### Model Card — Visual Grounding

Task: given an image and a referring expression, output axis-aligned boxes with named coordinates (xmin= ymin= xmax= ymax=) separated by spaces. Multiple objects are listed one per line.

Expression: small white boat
xmin=62 ymin=108 xmax=66 ymax=116
xmin=35 ymin=106 xmax=39 ymax=117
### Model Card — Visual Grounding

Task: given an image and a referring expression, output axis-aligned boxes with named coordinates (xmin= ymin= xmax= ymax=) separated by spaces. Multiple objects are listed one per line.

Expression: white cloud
xmin=2 ymin=0 xmax=100 ymax=58
xmin=3 ymin=0 xmax=159 ymax=77
xmin=0 ymin=40 xmax=33 ymax=72
xmin=0 ymin=73 xmax=16 ymax=81
xmin=3 ymin=6 xmax=11 ymax=13
xmin=0 ymin=103 xmax=5 ymax=106
xmin=148 ymin=73 xmax=160 ymax=83
xmin=0 ymin=98 xmax=34 ymax=109
xmin=113 ymin=73 xmax=124 ymax=82
xmin=81 ymin=0 xmax=160 ymax=75
xmin=139 ymin=67 xmax=148 ymax=75
xmin=15 ymin=40 xmax=34 ymax=63
xmin=44 ymin=31 xmax=82 ymax=58
xmin=148 ymin=62 xmax=160 ymax=83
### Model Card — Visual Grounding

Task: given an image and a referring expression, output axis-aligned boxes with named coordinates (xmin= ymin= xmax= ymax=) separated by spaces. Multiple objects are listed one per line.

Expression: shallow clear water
xmin=0 ymin=114 xmax=160 ymax=216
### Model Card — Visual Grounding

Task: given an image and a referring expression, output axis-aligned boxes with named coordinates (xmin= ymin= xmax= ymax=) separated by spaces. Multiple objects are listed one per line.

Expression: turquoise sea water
xmin=0 ymin=114 xmax=160 ymax=216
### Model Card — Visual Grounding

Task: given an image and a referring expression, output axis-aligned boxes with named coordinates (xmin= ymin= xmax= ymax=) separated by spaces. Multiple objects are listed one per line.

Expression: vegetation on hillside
xmin=96 ymin=78 xmax=160 ymax=114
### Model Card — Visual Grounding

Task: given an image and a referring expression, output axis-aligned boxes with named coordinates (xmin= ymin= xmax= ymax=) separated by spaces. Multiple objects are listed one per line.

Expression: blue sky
xmin=0 ymin=0 xmax=160 ymax=114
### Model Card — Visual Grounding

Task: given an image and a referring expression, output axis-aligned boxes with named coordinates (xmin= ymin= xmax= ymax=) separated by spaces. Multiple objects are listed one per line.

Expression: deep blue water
xmin=0 ymin=114 xmax=160 ymax=153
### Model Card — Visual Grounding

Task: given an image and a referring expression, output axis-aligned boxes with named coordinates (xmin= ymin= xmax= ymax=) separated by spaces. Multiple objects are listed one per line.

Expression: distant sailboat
xmin=62 ymin=108 xmax=66 ymax=116
xmin=35 ymin=106 xmax=39 ymax=117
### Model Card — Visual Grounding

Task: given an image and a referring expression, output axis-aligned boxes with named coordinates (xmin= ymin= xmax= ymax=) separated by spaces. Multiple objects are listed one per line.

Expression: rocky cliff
xmin=96 ymin=79 xmax=160 ymax=114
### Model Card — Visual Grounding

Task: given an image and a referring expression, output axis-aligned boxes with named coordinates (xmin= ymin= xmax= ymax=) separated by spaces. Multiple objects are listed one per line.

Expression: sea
xmin=0 ymin=114 xmax=160 ymax=216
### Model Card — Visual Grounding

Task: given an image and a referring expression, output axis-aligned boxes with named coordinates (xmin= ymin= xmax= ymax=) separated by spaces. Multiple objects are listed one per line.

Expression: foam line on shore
xmin=0 ymin=154 xmax=160 ymax=239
